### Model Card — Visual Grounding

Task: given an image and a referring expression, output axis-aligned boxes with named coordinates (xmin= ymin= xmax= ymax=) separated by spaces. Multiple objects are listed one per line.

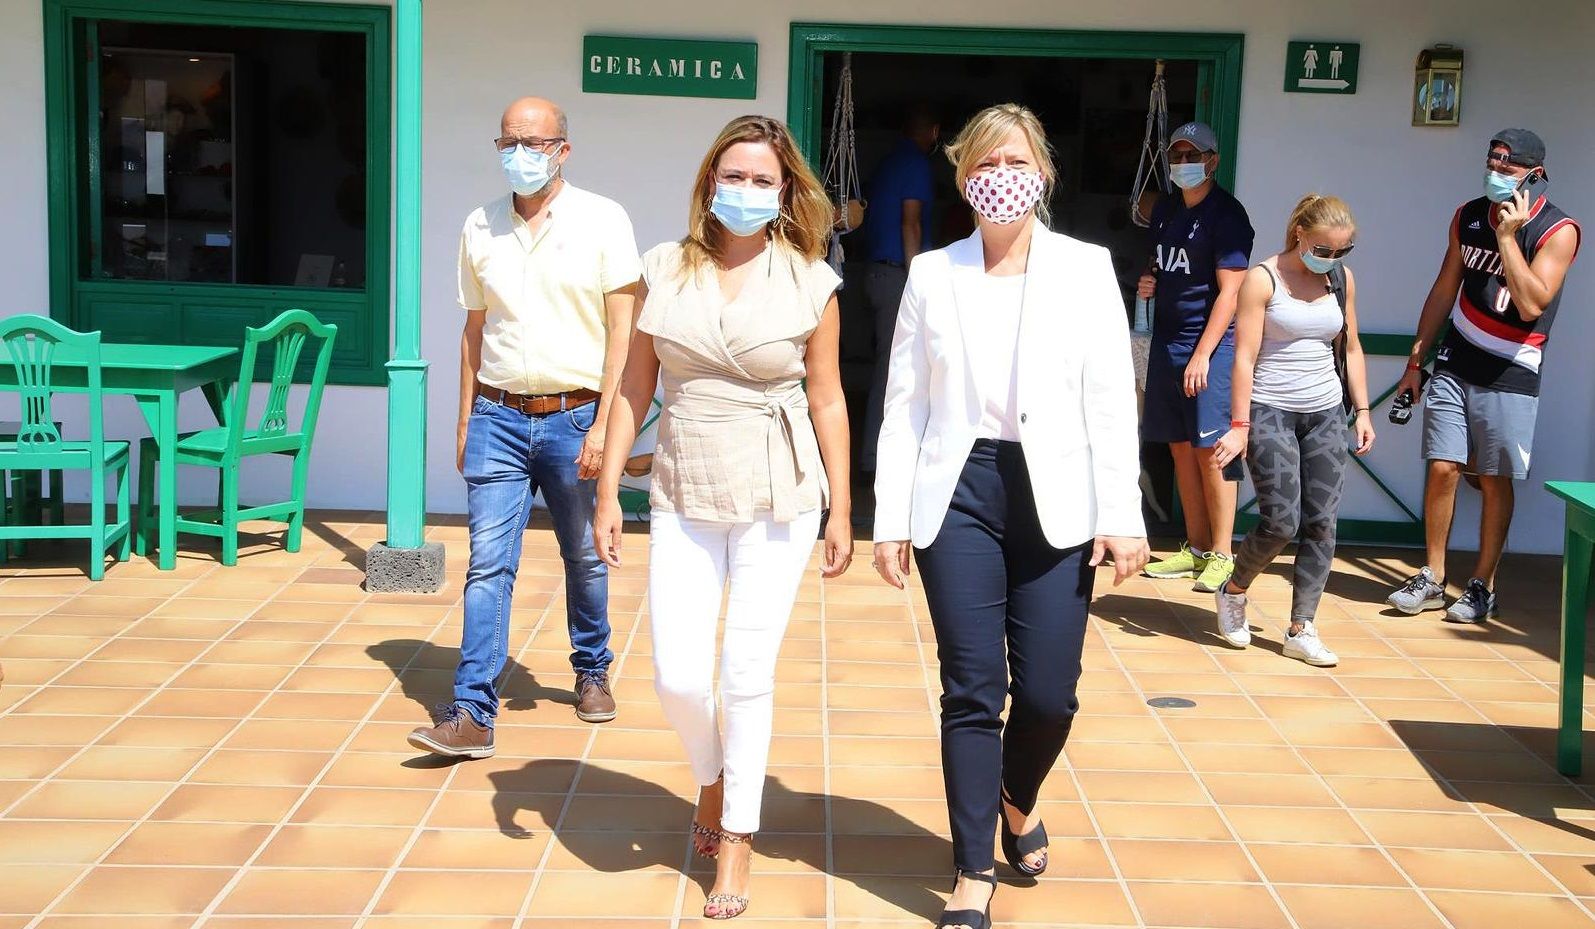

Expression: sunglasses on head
xmin=1309 ymin=243 xmax=1356 ymax=260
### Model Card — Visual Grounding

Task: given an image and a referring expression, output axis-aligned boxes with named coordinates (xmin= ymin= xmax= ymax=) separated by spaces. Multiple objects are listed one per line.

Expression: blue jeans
xmin=455 ymin=393 xmax=611 ymax=727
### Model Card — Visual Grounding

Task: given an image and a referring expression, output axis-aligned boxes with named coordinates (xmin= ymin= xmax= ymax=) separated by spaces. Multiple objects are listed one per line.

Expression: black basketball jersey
xmin=1438 ymin=195 xmax=1581 ymax=396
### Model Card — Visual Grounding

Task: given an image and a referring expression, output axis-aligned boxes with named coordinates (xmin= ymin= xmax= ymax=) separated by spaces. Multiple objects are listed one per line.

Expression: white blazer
xmin=873 ymin=225 xmax=1146 ymax=550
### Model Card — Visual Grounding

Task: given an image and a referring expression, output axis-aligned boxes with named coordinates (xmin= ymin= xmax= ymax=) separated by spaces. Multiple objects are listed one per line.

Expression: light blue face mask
xmin=711 ymin=183 xmax=782 ymax=237
xmin=1483 ymin=169 xmax=1521 ymax=204
xmin=1170 ymin=161 xmax=1209 ymax=190
xmin=1300 ymin=251 xmax=1342 ymax=275
xmin=501 ymin=144 xmax=555 ymax=197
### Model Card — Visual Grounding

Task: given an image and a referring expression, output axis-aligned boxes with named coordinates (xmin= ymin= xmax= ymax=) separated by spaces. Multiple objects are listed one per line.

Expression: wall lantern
xmin=1412 ymin=44 xmax=1464 ymax=126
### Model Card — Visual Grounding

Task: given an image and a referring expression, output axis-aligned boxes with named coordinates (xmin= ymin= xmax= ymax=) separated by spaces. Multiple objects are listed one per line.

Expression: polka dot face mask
xmin=963 ymin=166 xmax=1045 ymax=225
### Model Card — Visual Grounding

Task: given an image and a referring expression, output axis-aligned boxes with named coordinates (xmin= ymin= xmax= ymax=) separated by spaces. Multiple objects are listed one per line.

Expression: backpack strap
xmin=1326 ymin=264 xmax=1352 ymax=413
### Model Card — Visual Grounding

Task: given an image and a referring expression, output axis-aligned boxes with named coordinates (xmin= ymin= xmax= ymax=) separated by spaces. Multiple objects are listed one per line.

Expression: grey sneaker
xmin=1444 ymin=578 xmax=1498 ymax=624
xmin=1387 ymin=567 xmax=1446 ymax=615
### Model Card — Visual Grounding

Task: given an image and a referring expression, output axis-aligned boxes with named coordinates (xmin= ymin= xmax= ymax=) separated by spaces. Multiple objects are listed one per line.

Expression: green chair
xmin=136 ymin=309 xmax=337 ymax=566
xmin=2 ymin=420 xmax=67 ymax=559
xmin=0 ymin=315 xmax=132 ymax=579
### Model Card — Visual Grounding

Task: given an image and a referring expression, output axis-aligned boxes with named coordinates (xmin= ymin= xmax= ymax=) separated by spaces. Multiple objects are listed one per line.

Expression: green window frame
xmin=43 ymin=0 xmax=392 ymax=386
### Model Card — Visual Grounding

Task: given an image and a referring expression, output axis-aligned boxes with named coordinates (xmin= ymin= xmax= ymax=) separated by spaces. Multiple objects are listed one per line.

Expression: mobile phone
xmin=1517 ymin=171 xmax=1549 ymax=201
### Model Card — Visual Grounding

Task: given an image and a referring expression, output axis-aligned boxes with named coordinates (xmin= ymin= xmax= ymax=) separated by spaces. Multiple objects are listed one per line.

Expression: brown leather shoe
xmin=407 ymin=705 xmax=494 ymax=758
xmin=575 ymin=671 xmax=617 ymax=723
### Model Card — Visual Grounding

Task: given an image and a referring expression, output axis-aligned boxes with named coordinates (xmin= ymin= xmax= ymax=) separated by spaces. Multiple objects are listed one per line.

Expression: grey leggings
xmin=1232 ymin=403 xmax=1348 ymax=623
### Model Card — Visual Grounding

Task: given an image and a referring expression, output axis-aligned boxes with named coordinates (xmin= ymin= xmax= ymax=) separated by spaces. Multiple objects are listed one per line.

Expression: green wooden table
xmin=0 ymin=343 xmax=237 ymax=571
xmin=1547 ymin=480 xmax=1595 ymax=776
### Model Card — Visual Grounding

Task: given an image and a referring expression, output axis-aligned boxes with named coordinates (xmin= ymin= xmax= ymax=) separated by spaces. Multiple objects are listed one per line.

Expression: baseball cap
xmin=1490 ymin=128 xmax=1546 ymax=168
xmin=1169 ymin=121 xmax=1220 ymax=153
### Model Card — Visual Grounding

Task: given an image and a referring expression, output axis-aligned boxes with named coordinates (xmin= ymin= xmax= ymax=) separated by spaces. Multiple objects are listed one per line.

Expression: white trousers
xmin=647 ymin=508 xmax=821 ymax=834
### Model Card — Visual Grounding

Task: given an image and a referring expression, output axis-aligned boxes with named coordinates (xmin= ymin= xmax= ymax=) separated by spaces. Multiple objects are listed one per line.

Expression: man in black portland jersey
xmin=1387 ymin=129 xmax=1581 ymax=624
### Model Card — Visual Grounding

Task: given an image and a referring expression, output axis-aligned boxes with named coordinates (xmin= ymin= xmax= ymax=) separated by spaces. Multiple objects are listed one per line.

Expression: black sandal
xmin=1000 ymin=789 xmax=1049 ymax=876
xmin=937 ymin=869 xmax=996 ymax=929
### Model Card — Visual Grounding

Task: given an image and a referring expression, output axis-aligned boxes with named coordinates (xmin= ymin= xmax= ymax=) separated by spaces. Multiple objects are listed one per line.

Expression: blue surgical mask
xmin=1170 ymin=161 xmax=1209 ymax=190
xmin=501 ymin=144 xmax=554 ymax=197
xmin=711 ymin=183 xmax=782 ymax=237
xmin=1483 ymin=170 xmax=1521 ymax=204
xmin=1301 ymin=251 xmax=1341 ymax=274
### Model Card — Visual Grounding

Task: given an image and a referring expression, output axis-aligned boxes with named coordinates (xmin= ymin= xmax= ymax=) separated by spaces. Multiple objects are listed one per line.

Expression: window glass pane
xmin=86 ymin=21 xmax=367 ymax=289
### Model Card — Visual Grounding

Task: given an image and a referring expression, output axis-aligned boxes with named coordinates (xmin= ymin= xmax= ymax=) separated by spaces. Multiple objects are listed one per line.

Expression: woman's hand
xmin=1212 ymin=426 xmax=1249 ymax=470
xmin=821 ymin=513 xmax=854 ymax=578
xmin=1091 ymin=536 xmax=1150 ymax=586
xmin=1352 ymin=410 xmax=1376 ymax=456
xmin=872 ymin=541 xmax=912 ymax=589
xmin=593 ymin=495 xmax=625 ymax=568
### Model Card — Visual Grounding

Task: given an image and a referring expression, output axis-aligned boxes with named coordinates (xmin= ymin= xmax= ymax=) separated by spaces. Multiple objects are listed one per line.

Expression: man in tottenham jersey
xmin=1388 ymin=129 xmax=1580 ymax=623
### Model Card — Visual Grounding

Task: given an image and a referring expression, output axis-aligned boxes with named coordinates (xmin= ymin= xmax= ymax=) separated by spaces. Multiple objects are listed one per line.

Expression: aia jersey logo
xmin=1155 ymin=243 xmax=1193 ymax=275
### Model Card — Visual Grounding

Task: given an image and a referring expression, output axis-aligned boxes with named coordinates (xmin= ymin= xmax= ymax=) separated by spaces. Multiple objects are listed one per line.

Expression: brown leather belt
xmin=479 ymin=385 xmax=599 ymax=416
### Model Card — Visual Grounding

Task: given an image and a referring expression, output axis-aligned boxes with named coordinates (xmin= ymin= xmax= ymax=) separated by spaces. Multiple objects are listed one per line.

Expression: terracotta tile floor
xmin=2 ymin=511 xmax=1594 ymax=927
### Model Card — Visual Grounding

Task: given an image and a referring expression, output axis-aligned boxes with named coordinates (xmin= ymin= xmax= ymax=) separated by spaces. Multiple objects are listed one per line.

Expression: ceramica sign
xmin=583 ymin=35 xmax=758 ymax=100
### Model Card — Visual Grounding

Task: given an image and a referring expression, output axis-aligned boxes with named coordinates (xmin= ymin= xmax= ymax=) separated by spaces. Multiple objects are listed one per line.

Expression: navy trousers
xmin=914 ymin=440 xmax=1094 ymax=873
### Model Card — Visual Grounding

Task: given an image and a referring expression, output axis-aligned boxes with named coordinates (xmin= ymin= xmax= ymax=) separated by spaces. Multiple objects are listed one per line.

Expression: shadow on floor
xmin=489 ymin=760 xmax=958 ymax=920
xmin=367 ymin=638 xmax=575 ymax=715
xmin=1388 ymin=718 xmax=1595 ymax=845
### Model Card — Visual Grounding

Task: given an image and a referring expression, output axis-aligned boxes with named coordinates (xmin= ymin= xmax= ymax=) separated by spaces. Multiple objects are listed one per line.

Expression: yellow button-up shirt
xmin=457 ymin=184 xmax=642 ymax=395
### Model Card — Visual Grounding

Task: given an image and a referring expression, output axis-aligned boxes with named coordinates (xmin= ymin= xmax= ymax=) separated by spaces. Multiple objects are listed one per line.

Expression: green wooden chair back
xmin=226 ymin=309 xmax=338 ymax=456
xmin=0 ymin=314 xmax=104 ymax=459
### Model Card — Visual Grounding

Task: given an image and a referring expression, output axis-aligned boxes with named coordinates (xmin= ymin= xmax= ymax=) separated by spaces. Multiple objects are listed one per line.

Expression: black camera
xmin=1389 ymin=369 xmax=1432 ymax=425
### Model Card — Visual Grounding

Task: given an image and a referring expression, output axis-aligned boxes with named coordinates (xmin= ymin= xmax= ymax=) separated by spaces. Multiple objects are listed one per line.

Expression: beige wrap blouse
xmin=638 ymin=240 xmax=840 ymax=522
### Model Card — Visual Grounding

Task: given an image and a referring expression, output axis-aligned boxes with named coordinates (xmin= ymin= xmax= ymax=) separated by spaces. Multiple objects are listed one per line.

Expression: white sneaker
xmin=1282 ymin=623 xmax=1338 ymax=667
xmin=1213 ymin=586 xmax=1251 ymax=648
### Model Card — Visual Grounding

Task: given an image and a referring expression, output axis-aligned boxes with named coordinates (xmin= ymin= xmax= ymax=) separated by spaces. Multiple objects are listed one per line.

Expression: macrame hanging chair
xmin=1127 ymin=60 xmax=1172 ymax=382
xmin=1129 ymin=60 xmax=1173 ymax=522
xmin=1130 ymin=59 xmax=1171 ymax=235
xmin=822 ymin=52 xmax=866 ymax=281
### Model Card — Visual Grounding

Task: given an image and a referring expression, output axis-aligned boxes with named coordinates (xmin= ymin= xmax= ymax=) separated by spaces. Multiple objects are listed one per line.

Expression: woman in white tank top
xmin=1208 ymin=194 xmax=1377 ymax=668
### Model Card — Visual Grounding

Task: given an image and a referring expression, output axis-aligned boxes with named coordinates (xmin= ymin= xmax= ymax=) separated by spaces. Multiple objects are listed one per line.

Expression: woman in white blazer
xmin=871 ymin=104 xmax=1149 ymax=929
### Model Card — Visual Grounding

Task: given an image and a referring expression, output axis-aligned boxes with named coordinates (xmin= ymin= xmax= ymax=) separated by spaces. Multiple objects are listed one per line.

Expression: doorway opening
xmin=791 ymin=23 xmax=1250 ymax=533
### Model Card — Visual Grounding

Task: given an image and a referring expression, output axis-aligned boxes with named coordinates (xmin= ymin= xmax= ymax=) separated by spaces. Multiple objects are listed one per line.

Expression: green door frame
xmin=786 ymin=22 xmax=1245 ymax=187
xmin=42 ymin=0 xmax=392 ymax=386
xmin=787 ymin=23 xmax=1426 ymax=547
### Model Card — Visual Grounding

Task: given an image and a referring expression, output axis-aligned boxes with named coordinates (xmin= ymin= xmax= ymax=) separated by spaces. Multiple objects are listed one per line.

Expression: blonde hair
xmin=680 ymin=115 xmax=833 ymax=274
xmin=1284 ymin=194 xmax=1356 ymax=250
xmin=944 ymin=103 xmax=1058 ymax=226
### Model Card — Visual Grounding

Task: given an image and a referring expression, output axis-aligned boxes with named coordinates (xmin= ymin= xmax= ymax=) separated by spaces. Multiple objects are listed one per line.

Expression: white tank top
xmin=1250 ymin=263 xmax=1344 ymax=413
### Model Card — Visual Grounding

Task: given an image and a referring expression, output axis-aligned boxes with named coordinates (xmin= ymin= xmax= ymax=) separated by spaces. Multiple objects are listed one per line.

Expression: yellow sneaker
xmin=1144 ymin=542 xmax=1207 ymax=580
xmin=1194 ymin=552 xmax=1236 ymax=593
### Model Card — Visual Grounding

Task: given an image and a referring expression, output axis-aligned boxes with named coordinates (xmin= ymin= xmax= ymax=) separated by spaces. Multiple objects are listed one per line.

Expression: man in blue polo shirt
xmin=860 ymin=105 xmax=939 ymax=479
xmin=1138 ymin=121 xmax=1255 ymax=593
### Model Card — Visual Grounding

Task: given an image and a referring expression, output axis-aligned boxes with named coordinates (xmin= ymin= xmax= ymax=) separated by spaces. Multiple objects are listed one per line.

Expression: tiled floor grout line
xmin=1 ymin=564 xmax=247 ymax=822
xmin=1064 ymin=625 xmax=1149 ymax=929
xmin=1198 ymin=593 xmax=1459 ymax=929
xmin=817 ymin=564 xmax=837 ymax=929
xmin=510 ymin=567 xmax=646 ymax=929
xmin=17 ymin=555 xmax=344 ymax=929
xmin=184 ymin=592 xmax=459 ymax=929
xmin=1109 ymin=576 xmax=1305 ymax=929
xmin=353 ymin=569 xmax=558 ymax=929
xmin=1340 ymin=598 xmax=1595 ymax=920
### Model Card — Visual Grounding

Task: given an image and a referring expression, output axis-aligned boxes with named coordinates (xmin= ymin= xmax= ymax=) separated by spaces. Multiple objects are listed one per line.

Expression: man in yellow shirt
xmin=409 ymin=97 xmax=640 ymax=758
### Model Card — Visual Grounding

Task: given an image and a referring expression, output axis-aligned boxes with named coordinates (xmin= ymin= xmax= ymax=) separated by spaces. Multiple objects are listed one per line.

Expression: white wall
xmin=3 ymin=0 xmax=1593 ymax=553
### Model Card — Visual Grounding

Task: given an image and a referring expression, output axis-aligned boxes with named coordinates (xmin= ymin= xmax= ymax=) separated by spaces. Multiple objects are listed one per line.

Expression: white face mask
xmin=963 ymin=166 xmax=1045 ymax=225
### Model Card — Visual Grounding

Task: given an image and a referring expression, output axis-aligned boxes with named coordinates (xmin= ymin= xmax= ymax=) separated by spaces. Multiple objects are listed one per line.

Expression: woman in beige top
xmin=594 ymin=115 xmax=852 ymax=920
